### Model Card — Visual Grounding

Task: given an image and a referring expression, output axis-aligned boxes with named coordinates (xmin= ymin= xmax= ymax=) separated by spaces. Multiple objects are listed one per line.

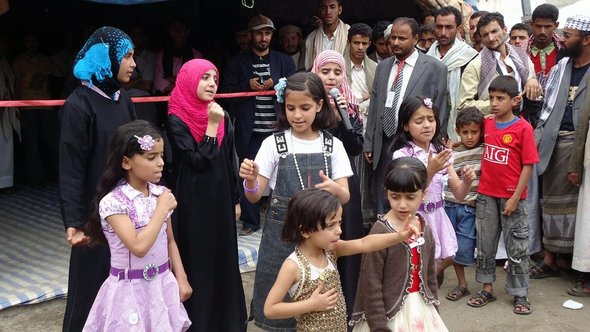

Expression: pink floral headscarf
xmin=311 ymin=49 xmax=359 ymax=110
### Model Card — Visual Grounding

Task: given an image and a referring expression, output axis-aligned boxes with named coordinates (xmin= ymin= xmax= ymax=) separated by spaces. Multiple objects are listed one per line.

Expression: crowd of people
xmin=2 ymin=0 xmax=590 ymax=331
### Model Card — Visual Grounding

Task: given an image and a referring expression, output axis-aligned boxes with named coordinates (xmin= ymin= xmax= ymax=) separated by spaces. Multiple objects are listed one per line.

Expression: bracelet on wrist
xmin=243 ymin=179 xmax=259 ymax=193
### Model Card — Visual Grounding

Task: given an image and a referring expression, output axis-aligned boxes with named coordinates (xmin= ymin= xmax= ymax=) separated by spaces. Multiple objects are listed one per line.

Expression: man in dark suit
xmin=222 ymin=14 xmax=296 ymax=235
xmin=364 ymin=17 xmax=447 ymax=214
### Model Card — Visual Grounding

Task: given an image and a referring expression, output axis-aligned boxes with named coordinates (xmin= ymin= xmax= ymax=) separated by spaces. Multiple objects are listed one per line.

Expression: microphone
xmin=329 ymin=87 xmax=352 ymax=130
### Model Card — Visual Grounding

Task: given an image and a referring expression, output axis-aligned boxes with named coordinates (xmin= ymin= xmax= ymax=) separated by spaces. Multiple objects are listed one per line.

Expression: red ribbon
xmin=0 ymin=90 xmax=276 ymax=108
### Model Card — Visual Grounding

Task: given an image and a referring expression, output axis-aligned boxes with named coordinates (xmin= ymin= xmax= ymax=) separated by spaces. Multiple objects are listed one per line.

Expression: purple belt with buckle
xmin=110 ymin=260 xmax=170 ymax=281
xmin=419 ymin=200 xmax=444 ymax=214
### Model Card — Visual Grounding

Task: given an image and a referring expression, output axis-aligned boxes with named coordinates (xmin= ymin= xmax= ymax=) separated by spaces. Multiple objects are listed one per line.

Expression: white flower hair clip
xmin=135 ymin=135 xmax=155 ymax=151
xmin=274 ymin=77 xmax=288 ymax=103
xmin=423 ymin=97 xmax=433 ymax=109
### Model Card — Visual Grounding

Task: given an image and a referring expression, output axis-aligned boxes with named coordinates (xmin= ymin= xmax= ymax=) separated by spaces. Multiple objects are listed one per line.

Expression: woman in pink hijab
xmin=311 ymin=50 xmax=365 ymax=320
xmin=167 ymin=59 xmax=247 ymax=331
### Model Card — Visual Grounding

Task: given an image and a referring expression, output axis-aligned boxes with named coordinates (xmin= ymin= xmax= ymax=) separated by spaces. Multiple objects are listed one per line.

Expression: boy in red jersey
xmin=467 ymin=75 xmax=539 ymax=315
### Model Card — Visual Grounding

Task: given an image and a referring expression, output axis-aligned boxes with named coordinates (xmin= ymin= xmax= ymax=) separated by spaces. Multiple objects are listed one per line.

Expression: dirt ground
xmin=1 ymin=266 xmax=588 ymax=331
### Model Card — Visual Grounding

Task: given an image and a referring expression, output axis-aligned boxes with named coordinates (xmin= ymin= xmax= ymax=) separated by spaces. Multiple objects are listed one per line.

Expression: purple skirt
xmin=83 ymin=269 xmax=191 ymax=331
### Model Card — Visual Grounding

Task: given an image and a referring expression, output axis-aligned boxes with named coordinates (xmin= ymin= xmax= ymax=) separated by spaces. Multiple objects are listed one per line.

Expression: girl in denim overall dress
xmin=239 ymin=72 xmax=353 ymax=331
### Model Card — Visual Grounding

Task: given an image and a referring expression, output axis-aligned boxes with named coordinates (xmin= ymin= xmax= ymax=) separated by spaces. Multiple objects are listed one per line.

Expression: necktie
xmin=382 ymin=60 xmax=405 ymax=138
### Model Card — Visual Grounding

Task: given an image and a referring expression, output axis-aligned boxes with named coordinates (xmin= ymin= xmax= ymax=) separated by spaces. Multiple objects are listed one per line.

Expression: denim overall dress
xmin=251 ymin=130 xmax=334 ymax=331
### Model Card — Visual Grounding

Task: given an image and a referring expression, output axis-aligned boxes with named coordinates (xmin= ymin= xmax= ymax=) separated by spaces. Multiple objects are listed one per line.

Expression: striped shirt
xmin=444 ymin=143 xmax=483 ymax=207
xmin=252 ymin=55 xmax=275 ymax=133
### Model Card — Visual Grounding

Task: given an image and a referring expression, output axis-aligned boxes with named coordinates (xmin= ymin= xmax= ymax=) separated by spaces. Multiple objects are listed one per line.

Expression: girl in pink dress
xmin=83 ymin=120 xmax=191 ymax=331
xmin=389 ymin=96 xmax=475 ymax=283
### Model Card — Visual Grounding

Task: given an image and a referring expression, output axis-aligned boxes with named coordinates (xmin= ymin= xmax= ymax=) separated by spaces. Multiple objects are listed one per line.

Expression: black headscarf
xmin=73 ymin=26 xmax=134 ymax=99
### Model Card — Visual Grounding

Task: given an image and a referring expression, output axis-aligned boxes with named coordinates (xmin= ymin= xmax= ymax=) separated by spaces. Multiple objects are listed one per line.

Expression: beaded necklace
xmin=289 ymin=128 xmax=330 ymax=190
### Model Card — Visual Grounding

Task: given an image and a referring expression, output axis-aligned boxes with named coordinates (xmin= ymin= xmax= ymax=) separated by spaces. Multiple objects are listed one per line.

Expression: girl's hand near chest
xmin=156 ymin=190 xmax=177 ymax=218
xmin=207 ymin=102 xmax=224 ymax=125
xmin=308 ymin=282 xmax=338 ymax=312
xmin=399 ymin=214 xmax=421 ymax=240
xmin=427 ymin=149 xmax=452 ymax=175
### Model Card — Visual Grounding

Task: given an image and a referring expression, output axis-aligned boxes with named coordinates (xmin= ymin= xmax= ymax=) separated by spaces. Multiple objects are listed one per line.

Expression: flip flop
xmin=467 ymin=290 xmax=496 ymax=308
xmin=446 ymin=286 xmax=471 ymax=301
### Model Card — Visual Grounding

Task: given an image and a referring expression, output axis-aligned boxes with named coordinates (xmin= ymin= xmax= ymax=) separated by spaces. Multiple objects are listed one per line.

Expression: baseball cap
xmin=248 ymin=14 xmax=275 ymax=31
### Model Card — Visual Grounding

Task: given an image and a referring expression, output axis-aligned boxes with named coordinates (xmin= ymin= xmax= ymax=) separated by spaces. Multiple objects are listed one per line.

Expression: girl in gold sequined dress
xmin=264 ymin=188 xmax=418 ymax=331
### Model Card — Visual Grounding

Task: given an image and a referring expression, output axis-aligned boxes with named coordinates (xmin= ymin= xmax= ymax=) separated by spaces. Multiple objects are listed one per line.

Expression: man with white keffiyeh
xmin=458 ymin=12 xmax=542 ymax=115
xmin=533 ymin=15 xmax=590 ymax=285
xmin=427 ymin=6 xmax=478 ymax=141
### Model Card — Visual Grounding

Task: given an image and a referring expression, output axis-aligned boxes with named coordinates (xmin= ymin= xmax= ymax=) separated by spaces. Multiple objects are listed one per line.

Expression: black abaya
xmin=168 ymin=114 xmax=247 ymax=332
xmin=59 ymin=86 xmax=135 ymax=332
xmin=329 ymin=113 xmax=365 ymax=319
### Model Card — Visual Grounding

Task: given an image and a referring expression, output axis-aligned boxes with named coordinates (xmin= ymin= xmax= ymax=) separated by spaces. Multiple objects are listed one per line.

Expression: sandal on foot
xmin=567 ymin=279 xmax=590 ymax=297
xmin=467 ymin=290 xmax=496 ymax=308
xmin=446 ymin=286 xmax=471 ymax=301
xmin=513 ymin=296 xmax=532 ymax=315
xmin=529 ymin=262 xmax=560 ymax=279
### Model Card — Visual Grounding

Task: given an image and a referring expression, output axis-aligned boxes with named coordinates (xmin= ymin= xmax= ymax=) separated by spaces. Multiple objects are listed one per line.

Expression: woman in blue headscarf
xmin=59 ymin=26 xmax=137 ymax=332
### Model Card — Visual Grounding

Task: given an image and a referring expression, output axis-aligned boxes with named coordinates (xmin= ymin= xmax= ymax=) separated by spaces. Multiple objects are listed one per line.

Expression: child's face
xmin=317 ymin=62 xmax=343 ymax=93
xmin=489 ymin=90 xmax=521 ymax=121
xmin=196 ymin=69 xmax=218 ymax=102
xmin=117 ymin=49 xmax=136 ymax=83
xmin=285 ymin=90 xmax=323 ymax=139
xmin=403 ymin=105 xmax=436 ymax=150
xmin=387 ymin=189 xmax=425 ymax=222
xmin=123 ymin=138 xmax=165 ymax=186
xmin=457 ymin=122 xmax=482 ymax=148
xmin=305 ymin=206 xmax=343 ymax=251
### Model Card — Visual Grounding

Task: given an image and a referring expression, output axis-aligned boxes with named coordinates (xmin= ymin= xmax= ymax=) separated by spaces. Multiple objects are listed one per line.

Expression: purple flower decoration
xmin=423 ymin=98 xmax=433 ymax=109
xmin=135 ymin=135 xmax=155 ymax=151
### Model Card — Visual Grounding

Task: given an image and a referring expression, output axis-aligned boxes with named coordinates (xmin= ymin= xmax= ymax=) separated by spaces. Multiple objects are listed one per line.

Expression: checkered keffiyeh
xmin=564 ymin=15 xmax=590 ymax=32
